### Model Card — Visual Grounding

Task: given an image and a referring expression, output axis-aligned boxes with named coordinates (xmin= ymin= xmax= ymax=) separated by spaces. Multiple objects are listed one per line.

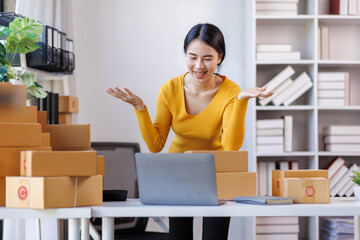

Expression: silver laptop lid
xmin=135 ymin=153 xmax=218 ymax=206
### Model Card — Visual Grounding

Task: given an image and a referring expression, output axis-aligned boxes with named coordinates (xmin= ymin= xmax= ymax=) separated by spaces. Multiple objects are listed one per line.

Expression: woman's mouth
xmin=194 ymin=71 xmax=206 ymax=79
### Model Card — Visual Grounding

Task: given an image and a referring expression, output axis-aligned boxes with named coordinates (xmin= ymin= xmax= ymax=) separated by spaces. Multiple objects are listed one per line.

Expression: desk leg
xmin=80 ymin=219 xmax=90 ymax=240
xmin=68 ymin=219 xmax=80 ymax=240
xmin=355 ymin=216 xmax=360 ymax=240
xmin=102 ymin=217 xmax=114 ymax=240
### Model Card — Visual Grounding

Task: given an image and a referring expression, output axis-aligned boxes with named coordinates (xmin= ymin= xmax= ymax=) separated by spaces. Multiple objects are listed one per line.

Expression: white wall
xmin=72 ymin=0 xmax=250 ymax=153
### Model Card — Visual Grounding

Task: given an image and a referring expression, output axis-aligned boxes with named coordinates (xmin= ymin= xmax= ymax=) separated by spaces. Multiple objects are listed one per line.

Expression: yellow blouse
xmin=134 ymin=73 xmax=248 ymax=153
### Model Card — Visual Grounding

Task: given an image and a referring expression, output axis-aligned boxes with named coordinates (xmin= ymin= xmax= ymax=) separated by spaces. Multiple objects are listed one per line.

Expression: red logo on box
xmin=18 ymin=186 xmax=28 ymax=200
xmin=305 ymin=186 xmax=315 ymax=197
xmin=72 ymin=100 xmax=75 ymax=108
xmin=276 ymin=180 xmax=280 ymax=188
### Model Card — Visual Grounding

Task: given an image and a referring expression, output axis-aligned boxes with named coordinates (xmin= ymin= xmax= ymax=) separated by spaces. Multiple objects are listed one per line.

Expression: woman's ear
xmin=218 ymin=53 xmax=223 ymax=64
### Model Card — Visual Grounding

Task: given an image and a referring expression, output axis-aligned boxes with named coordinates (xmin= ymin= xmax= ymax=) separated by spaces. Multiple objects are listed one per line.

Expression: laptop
xmin=135 ymin=153 xmax=223 ymax=206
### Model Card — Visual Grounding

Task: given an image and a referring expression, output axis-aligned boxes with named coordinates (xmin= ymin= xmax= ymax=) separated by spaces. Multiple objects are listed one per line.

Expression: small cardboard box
xmin=0 ymin=177 xmax=5 ymax=206
xmin=0 ymin=106 xmax=37 ymax=123
xmin=41 ymin=133 xmax=50 ymax=146
xmin=20 ymin=151 xmax=98 ymax=177
xmin=0 ymin=123 xmax=42 ymax=147
xmin=283 ymin=177 xmax=330 ymax=203
xmin=59 ymin=113 xmax=72 ymax=124
xmin=97 ymin=155 xmax=105 ymax=176
xmin=0 ymin=147 xmax=52 ymax=176
xmin=59 ymin=96 xmax=79 ymax=113
xmin=185 ymin=150 xmax=248 ymax=172
xmin=46 ymin=124 xmax=90 ymax=148
xmin=37 ymin=111 xmax=47 ymax=132
xmin=0 ymin=83 xmax=26 ymax=107
xmin=216 ymin=172 xmax=256 ymax=199
xmin=6 ymin=175 xmax=103 ymax=209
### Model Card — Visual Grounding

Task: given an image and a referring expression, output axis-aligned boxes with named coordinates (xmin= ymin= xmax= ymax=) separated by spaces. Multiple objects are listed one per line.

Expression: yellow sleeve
xmin=134 ymin=87 xmax=171 ymax=152
xmin=221 ymin=98 xmax=249 ymax=150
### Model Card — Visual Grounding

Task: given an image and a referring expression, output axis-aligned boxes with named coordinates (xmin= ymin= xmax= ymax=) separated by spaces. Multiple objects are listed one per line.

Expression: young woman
xmin=106 ymin=23 xmax=273 ymax=240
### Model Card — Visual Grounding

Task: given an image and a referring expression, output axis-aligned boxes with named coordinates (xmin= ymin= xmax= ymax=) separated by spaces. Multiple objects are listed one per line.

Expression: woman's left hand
xmin=237 ymin=85 xmax=273 ymax=100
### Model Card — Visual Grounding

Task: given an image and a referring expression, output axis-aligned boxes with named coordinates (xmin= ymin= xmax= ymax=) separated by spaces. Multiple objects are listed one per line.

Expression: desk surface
xmin=91 ymin=198 xmax=360 ymax=218
xmin=0 ymin=206 xmax=91 ymax=219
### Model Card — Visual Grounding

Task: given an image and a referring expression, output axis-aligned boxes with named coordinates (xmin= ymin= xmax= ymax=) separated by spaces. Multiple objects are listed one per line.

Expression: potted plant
xmin=0 ymin=16 xmax=47 ymax=102
xmin=350 ymin=170 xmax=360 ymax=200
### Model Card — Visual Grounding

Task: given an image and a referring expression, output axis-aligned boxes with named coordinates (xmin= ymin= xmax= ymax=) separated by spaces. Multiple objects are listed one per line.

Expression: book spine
xmin=262 ymin=65 xmax=295 ymax=91
xmin=259 ymin=78 xmax=293 ymax=106
xmin=283 ymin=79 xmax=313 ymax=106
xmin=256 ymin=119 xmax=284 ymax=129
xmin=256 ymin=3 xmax=297 ymax=11
xmin=257 ymin=52 xmax=300 ymax=61
xmin=283 ymin=115 xmax=293 ymax=152
xmin=256 ymin=44 xmax=292 ymax=52
xmin=320 ymin=27 xmax=329 ymax=60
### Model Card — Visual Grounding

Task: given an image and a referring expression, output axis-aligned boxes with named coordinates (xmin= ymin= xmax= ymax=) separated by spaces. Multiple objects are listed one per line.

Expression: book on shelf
xmin=259 ymin=78 xmax=293 ymax=106
xmin=358 ymin=0 xmax=360 ymax=15
xmin=320 ymin=217 xmax=354 ymax=239
xmin=256 ymin=44 xmax=292 ymax=52
xmin=317 ymin=28 xmax=321 ymax=60
xmin=256 ymin=10 xmax=297 ymax=15
xmin=318 ymin=90 xmax=345 ymax=98
xmin=257 ymin=216 xmax=299 ymax=225
xmin=318 ymin=72 xmax=349 ymax=81
xmin=318 ymin=98 xmax=345 ymax=106
xmin=283 ymin=115 xmax=292 ymax=152
xmin=260 ymin=66 xmax=295 ymax=92
xmin=277 ymin=161 xmax=289 ymax=170
xmin=258 ymin=162 xmax=268 ymax=196
xmin=256 ymin=234 xmax=298 ymax=240
xmin=257 ymin=136 xmax=284 ymax=145
xmin=331 ymin=163 xmax=358 ymax=197
xmin=330 ymin=164 xmax=348 ymax=189
xmin=320 ymin=27 xmax=329 ymax=60
xmin=257 ymin=128 xmax=284 ymax=136
xmin=235 ymin=196 xmax=293 ymax=205
xmin=256 ymin=51 xmax=300 ymax=61
xmin=257 ymin=144 xmax=284 ymax=154
xmin=267 ymin=161 xmax=276 ymax=195
xmin=256 ymin=118 xmax=284 ymax=129
xmin=325 ymin=135 xmax=360 ymax=144
xmin=349 ymin=0 xmax=357 ymax=15
xmin=256 ymin=224 xmax=299 ymax=234
xmin=341 ymin=179 xmax=355 ymax=197
xmin=272 ymin=72 xmax=312 ymax=106
xmin=290 ymin=161 xmax=299 ymax=170
xmin=282 ymin=78 xmax=313 ymax=106
xmin=327 ymin=157 xmax=345 ymax=179
xmin=345 ymin=181 xmax=356 ymax=197
xmin=256 ymin=3 xmax=297 ymax=11
xmin=330 ymin=0 xmax=349 ymax=15
xmin=326 ymin=144 xmax=360 ymax=152
xmin=256 ymin=0 xmax=299 ymax=2
xmin=318 ymin=81 xmax=346 ymax=90
xmin=324 ymin=125 xmax=360 ymax=135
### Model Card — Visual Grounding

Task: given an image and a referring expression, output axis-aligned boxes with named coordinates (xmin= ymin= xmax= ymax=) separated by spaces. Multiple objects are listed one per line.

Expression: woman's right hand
xmin=105 ymin=87 xmax=145 ymax=110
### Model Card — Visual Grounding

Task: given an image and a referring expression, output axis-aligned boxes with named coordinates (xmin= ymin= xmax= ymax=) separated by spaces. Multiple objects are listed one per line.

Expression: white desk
xmin=92 ymin=198 xmax=360 ymax=240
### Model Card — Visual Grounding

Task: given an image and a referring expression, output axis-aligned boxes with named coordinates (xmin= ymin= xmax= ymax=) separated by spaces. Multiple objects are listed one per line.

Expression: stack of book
xmin=256 ymin=115 xmax=293 ymax=154
xmin=330 ymin=0 xmax=360 ymax=15
xmin=318 ymin=27 xmax=330 ymax=60
xmin=256 ymin=217 xmax=299 ymax=240
xmin=258 ymin=66 xmax=313 ymax=107
xmin=318 ymin=72 xmax=350 ymax=106
xmin=324 ymin=125 xmax=360 ymax=152
xmin=256 ymin=0 xmax=298 ymax=16
xmin=320 ymin=217 xmax=354 ymax=239
xmin=256 ymin=43 xmax=300 ymax=61
xmin=327 ymin=157 xmax=359 ymax=197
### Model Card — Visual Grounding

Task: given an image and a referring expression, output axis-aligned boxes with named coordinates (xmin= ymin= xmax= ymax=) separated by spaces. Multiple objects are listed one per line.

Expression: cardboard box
xmin=97 ymin=155 xmax=105 ymax=176
xmin=0 ymin=123 xmax=42 ymax=147
xmin=0 ymin=147 xmax=52 ymax=176
xmin=46 ymin=124 xmax=90 ymax=148
xmin=185 ymin=150 xmax=248 ymax=172
xmin=216 ymin=172 xmax=257 ymax=199
xmin=0 ymin=106 xmax=37 ymax=123
xmin=37 ymin=111 xmax=47 ymax=132
xmin=59 ymin=113 xmax=72 ymax=124
xmin=0 ymin=177 xmax=5 ymax=206
xmin=283 ymin=177 xmax=330 ymax=203
xmin=41 ymin=133 xmax=50 ymax=146
xmin=6 ymin=175 xmax=103 ymax=209
xmin=20 ymin=151 xmax=98 ymax=177
xmin=272 ymin=170 xmax=329 ymax=203
xmin=0 ymin=83 xmax=26 ymax=107
xmin=59 ymin=96 xmax=79 ymax=113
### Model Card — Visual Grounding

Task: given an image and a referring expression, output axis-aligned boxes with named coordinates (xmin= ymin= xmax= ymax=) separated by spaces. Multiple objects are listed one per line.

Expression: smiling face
xmin=185 ymin=38 xmax=222 ymax=83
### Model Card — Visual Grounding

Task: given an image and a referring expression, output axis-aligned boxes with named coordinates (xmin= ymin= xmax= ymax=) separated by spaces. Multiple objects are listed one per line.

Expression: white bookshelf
xmin=244 ymin=1 xmax=360 ymax=239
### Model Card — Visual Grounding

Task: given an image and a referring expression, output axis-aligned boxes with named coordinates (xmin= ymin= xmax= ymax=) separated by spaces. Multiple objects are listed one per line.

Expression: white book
xmin=290 ymin=161 xmax=299 ymax=170
xmin=267 ymin=162 xmax=276 ymax=196
xmin=283 ymin=115 xmax=293 ymax=152
xmin=256 ymin=224 xmax=299 ymax=234
xmin=358 ymin=0 xmax=360 ymax=15
xmin=331 ymin=164 xmax=358 ymax=197
xmin=327 ymin=157 xmax=346 ymax=179
xmin=256 ymin=119 xmax=284 ymax=129
xmin=256 ymin=0 xmax=299 ymax=2
xmin=340 ymin=0 xmax=349 ymax=15
xmin=256 ymin=3 xmax=298 ymax=11
xmin=256 ymin=44 xmax=292 ymax=52
xmin=259 ymin=78 xmax=293 ymax=106
xmin=345 ymin=182 xmax=356 ymax=197
xmin=257 ymin=216 xmax=299 ymax=225
xmin=257 ymin=144 xmax=284 ymax=154
xmin=349 ymin=0 xmax=357 ymax=15
xmin=260 ymin=66 xmax=295 ymax=92
xmin=257 ymin=128 xmax=284 ymax=136
xmin=320 ymin=27 xmax=329 ymax=60
xmin=279 ymin=161 xmax=289 ymax=170
xmin=318 ymin=81 xmax=345 ymax=90
xmin=330 ymin=165 xmax=348 ymax=189
xmin=325 ymin=135 xmax=360 ymax=144
xmin=342 ymin=181 xmax=355 ymax=197
xmin=318 ymin=90 xmax=345 ymax=98
xmin=256 ymin=10 xmax=297 ymax=15
xmin=318 ymin=72 xmax=348 ymax=81
xmin=318 ymin=28 xmax=321 ymax=60
xmin=257 ymin=136 xmax=284 ymax=144
xmin=326 ymin=144 xmax=360 ymax=152
xmin=324 ymin=125 xmax=360 ymax=135
xmin=272 ymin=72 xmax=311 ymax=106
xmin=256 ymin=234 xmax=298 ymax=240
xmin=257 ymin=51 xmax=300 ymax=61
xmin=318 ymin=98 xmax=345 ymax=106
xmin=258 ymin=162 xmax=268 ymax=196
xmin=283 ymin=78 xmax=313 ymax=106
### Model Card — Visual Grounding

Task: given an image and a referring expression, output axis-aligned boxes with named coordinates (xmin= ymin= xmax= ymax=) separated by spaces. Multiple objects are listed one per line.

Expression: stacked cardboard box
xmin=58 ymin=96 xmax=78 ymax=124
xmin=0 ymin=83 xmax=52 ymax=206
xmin=186 ymin=150 xmax=256 ymax=199
xmin=272 ymin=170 xmax=330 ymax=203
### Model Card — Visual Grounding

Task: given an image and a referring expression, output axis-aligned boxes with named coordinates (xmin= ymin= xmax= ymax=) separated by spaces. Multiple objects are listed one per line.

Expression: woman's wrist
xmin=134 ymin=104 xmax=145 ymax=110
xmin=237 ymin=92 xmax=250 ymax=100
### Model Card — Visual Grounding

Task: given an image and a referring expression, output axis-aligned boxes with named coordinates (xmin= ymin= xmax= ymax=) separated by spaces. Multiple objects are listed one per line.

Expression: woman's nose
xmin=195 ymin=60 xmax=204 ymax=69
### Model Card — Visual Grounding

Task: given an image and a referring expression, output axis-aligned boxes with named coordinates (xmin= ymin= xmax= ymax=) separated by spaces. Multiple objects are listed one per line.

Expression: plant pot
xmin=353 ymin=186 xmax=360 ymax=201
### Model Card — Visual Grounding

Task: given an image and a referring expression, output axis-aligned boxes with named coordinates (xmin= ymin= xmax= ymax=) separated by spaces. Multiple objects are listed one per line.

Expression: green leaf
xmin=21 ymin=71 xmax=36 ymax=87
xmin=21 ymin=71 xmax=47 ymax=99
xmin=0 ymin=65 xmax=8 ymax=80
xmin=2 ymin=75 xmax=9 ymax=82
xmin=353 ymin=170 xmax=360 ymax=178
xmin=0 ymin=43 xmax=6 ymax=62
xmin=27 ymin=84 xmax=47 ymax=98
xmin=0 ymin=26 xmax=11 ymax=38
xmin=6 ymin=65 xmax=18 ymax=80
xmin=9 ymin=17 xmax=43 ymax=36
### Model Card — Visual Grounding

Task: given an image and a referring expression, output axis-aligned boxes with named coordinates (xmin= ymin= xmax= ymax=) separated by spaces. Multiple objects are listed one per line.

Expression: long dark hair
xmin=184 ymin=23 xmax=226 ymax=68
